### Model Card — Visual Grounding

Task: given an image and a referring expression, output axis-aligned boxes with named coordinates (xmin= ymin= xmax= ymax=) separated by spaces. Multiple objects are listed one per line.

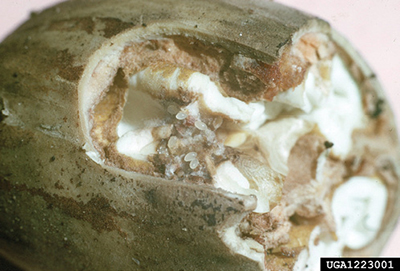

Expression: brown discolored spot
xmin=0 ymin=178 xmax=130 ymax=238
xmin=264 ymin=254 xmax=296 ymax=271
xmin=284 ymin=133 xmax=326 ymax=193
xmin=240 ymin=210 xmax=290 ymax=249
xmin=245 ymin=213 xmax=274 ymax=234
xmin=221 ymin=51 xmax=309 ymax=102
xmin=313 ymin=236 xmax=320 ymax=246
xmin=249 ymin=54 xmax=308 ymax=101
xmin=99 ymin=17 xmax=134 ymax=39
xmin=55 ymin=49 xmax=84 ymax=81
xmin=226 ymin=32 xmax=335 ymax=102
xmin=54 ymin=180 xmax=64 ymax=190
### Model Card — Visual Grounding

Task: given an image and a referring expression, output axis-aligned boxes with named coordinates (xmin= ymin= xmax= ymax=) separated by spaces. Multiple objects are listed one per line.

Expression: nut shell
xmin=0 ymin=0 xmax=399 ymax=270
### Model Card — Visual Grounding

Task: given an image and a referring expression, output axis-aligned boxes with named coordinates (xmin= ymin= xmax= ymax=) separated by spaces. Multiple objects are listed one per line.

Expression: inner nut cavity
xmin=85 ymin=33 xmax=393 ymax=268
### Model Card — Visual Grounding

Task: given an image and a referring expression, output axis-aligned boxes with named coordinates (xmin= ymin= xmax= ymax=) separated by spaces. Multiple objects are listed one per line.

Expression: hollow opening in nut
xmin=87 ymin=33 xmax=396 ymax=268
xmin=89 ymin=36 xmax=297 ymax=185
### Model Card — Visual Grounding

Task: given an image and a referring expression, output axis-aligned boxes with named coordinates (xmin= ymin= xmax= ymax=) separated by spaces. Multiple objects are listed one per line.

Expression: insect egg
xmin=190 ymin=158 xmax=200 ymax=169
xmin=176 ymin=112 xmax=187 ymax=120
xmin=184 ymin=152 xmax=197 ymax=161
xmin=195 ymin=120 xmax=207 ymax=130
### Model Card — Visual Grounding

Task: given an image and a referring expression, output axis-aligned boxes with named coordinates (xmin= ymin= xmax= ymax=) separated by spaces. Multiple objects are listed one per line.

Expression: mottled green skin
xmin=0 ymin=0 xmax=398 ymax=270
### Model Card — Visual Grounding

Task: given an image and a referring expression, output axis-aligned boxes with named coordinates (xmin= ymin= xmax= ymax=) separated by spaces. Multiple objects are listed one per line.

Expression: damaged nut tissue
xmin=0 ymin=0 xmax=399 ymax=270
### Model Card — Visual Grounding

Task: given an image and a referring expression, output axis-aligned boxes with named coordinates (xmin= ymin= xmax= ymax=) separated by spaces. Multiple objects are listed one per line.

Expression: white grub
xmin=167 ymin=136 xmax=178 ymax=149
xmin=167 ymin=104 xmax=180 ymax=115
xmin=195 ymin=120 xmax=207 ymax=130
xmin=176 ymin=111 xmax=187 ymax=120
xmin=184 ymin=152 xmax=197 ymax=162
xmin=190 ymin=158 xmax=200 ymax=169
xmin=213 ymin=116 xmax=223 ymax=129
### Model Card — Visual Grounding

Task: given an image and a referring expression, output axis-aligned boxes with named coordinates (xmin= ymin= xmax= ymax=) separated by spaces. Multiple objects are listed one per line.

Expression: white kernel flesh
xmin=332 ymin=176 xmax=387 ymax=250
xmin=195 ymin=120 xmax=207 ymax=130
xmin=184 ymin=152 xmax=197 ymax=161
xmin=115 ymin=129 xmax=154 ymax=160
xmin=190 ymin=158 xmax=200 ymax=169
xmin=176 ymin=112 xmax=187 ymax=120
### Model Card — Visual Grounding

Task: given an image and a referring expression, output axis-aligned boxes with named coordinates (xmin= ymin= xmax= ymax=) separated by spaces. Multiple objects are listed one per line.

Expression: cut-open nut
xmin=82 ymin=31 xmax=393 ymax=269
xmin=1 ymin=1 xmax=399 ymax=270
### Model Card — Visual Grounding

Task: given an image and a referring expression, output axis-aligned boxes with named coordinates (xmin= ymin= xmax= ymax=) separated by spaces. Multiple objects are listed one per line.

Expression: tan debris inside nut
xmin=81 ymin=32 xmax=392 ymax=270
